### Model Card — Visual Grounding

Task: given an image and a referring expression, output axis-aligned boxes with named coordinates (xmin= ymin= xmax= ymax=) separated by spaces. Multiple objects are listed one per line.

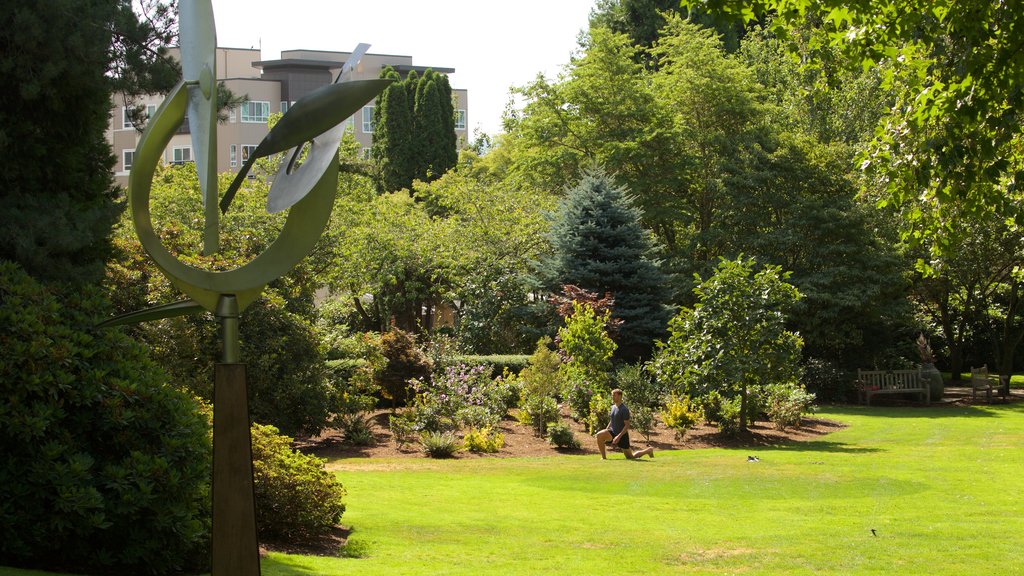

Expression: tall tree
xmin=372 ymin=67 xmax=416 ymax=192
xmin=541 ymin=167 xmax=671 ymax=360
xmin=691 ymin=0 xmax=1024 ymax=249
xmin=652 ymin=257 xmax=803 ymax=431
xmin=413 ymin=72 xmax=447 ymax=181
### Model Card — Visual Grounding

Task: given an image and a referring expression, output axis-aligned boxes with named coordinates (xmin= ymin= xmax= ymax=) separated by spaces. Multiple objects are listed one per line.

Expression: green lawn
xmin=4 ymin=403 xmax=1023 ymax=575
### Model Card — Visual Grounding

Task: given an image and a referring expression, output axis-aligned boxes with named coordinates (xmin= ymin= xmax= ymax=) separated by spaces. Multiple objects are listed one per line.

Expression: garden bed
xmin=296 ymin=407 xmax=846 ymax=461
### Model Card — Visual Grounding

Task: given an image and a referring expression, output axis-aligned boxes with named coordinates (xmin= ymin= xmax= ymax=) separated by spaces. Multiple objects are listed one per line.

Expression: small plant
xmin=631 ymin=406 xmax=656 ymax=442
xmin=586 ymin=392 xmax=612 ymax=434
xmin=337 ymin=413 xmax=375 ymax=446
xmin=463 ymin=427 xmax=505 ymax=453
xmin=389 ymin=412 xmax=417 ymax=448
xmin=547 ymin=422 xmax=581 ymax=449
xmin=765 ymin=383 xmax=816 ymax=430
xmin=717 ymin=396 xmax=743 ymax=437
xmin=421 ymin=430 xmax=463 ymax=458
xmin=661 ymin=393 xmax=699 ymax=440
xmin=520 ymin=395 xmax=560 ymax=436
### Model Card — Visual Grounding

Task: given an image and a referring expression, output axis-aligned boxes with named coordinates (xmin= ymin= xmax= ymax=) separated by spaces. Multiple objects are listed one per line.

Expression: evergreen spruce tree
xmin=413 ymin=73 xmax=446 ymax=181
xmin=544 ymin=167 xmax=672 ymax=360
xmin=436 ymin=73 xmax=459 ymax=170
xmin=372 ymin=67 xmax=416 ymax=192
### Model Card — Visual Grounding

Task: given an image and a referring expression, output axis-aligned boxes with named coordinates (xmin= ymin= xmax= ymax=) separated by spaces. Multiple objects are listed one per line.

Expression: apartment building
xmin=107 ymin=47 xmax=469 ymax=187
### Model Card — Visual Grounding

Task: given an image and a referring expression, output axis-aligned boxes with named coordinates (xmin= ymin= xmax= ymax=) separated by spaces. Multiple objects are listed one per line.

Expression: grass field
xmin=4 ymin=403 xmax=1023 ymax=575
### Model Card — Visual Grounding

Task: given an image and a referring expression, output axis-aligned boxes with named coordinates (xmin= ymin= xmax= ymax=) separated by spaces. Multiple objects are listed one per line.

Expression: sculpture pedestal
xmin=212 ymin=363 xmax=261 ymax=575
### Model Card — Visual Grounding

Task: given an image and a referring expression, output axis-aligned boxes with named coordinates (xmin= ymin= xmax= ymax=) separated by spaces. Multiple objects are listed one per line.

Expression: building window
xmin=280 ymin=101 xmax=295 ymax=114
xmin=230 ymin=144 xmax=237 ymax=168
xmin=229 ymin=108 xmax=236 ymax=123
xmin=122 ymin=107 xmax=134 ymax=129
xmin=145 ymin=104 xmax=156 ymax=125
xmin=240 ymin=101 xmax=270 ymax=123
xmin=361 ymin=106 xmax=374 ymax=133
xmin=454 ymin=109 xmax=466 ymax=130
xmin=171 ymin=146 xmax=192 ymax=164
xmin=361 ymin=147 xmax=372 ymax=160
xmin=123 ymin=149 xmax=136 ymax=171
xmin=241 ymin=144 xmax=258 ymax=162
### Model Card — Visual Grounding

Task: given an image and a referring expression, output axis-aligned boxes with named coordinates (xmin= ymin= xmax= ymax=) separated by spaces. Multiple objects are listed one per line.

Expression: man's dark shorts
xmin=612 ymin=432 xmax=631 ymax=450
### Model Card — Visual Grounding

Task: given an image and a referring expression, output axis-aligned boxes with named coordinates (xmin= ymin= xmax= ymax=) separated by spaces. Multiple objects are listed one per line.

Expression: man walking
xmin=596 ymin=389 xmax=654 ymax=459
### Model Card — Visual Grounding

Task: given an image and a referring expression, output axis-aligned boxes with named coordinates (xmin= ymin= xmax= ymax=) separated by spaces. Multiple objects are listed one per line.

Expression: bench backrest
xmin=971 ymin=365 xmax=990 ymax=387
xmin=858 ymin=369 xmax=922 ymax=390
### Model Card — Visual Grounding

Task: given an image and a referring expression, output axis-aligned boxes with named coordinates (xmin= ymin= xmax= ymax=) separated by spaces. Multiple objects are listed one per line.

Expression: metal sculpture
xmin=101 ymin=1 xmax=389 ymax=572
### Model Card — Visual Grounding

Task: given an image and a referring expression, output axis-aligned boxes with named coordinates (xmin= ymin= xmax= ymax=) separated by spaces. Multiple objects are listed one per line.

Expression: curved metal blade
xmin=97 ymin=299 xmax=206 ymax=328
xmin=180 ymin=0 xmax=219 ymax=255
xmin=267 ymin=121 xmax=345 ymax=213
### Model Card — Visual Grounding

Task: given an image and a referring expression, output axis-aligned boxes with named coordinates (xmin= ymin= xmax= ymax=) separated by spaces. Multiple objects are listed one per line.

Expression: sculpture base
xmin=213 ymin=363 xmax=261 ymax=575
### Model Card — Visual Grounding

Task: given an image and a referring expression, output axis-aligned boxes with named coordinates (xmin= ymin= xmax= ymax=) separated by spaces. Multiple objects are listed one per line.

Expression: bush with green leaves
xmin=0 ymin=262 xmax=210 ymax=575
xmin=389 ymin=412 xmax=417 ymax=448
xmin=518 ymin=337 xmax=564 ymax=399
xmin=518 ymin=395 xmax=561 ymax=437
xmin=661 ymin=393 xmax=700 ymax=440
xmin=586 ymin=392 xmax=613 ymax=434
xmin=765 ymin=383 xmax=816 ymax=430
xmin=409 ymin=363 xmax=508 ymax=433
xmin=801 ymin=357 xmax=854 ymax=402
xmin=463 ymin=427 xmax=505 ymax=453
xmin=631 ymin=406 xmax=657 ymax=442
xmin=251 ymin=423 xmax=346 ymax=541
xmin=378 ymin=328 xmax=433 ymax=406
xmin=547 ymin=422 xmax=582 ymax=449
xmin=557 ymin=302 xmax=616 ymax=392
xmin=421 ymin=431 xmax=463 ymax=458
xmin=651 ymin=257 xmax=802 ymax=432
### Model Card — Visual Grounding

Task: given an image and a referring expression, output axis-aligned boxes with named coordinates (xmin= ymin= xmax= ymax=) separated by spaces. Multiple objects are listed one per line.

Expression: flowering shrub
xmin=547 ymin=422 xmax=581 ymax=449
xmin=408 ymin=364 xmax=509 ymax=433
xmin=765 ymin=383 xmax=816 ymax=430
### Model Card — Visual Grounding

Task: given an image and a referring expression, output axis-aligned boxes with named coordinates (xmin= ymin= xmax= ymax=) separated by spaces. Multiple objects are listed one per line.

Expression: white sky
xmin=209 ymin=0 xmax=598 ymax=136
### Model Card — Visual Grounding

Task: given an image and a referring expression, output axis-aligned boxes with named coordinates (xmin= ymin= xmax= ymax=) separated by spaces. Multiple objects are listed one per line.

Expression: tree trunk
xmin=739 ymin=382 xmax=748 ymax=432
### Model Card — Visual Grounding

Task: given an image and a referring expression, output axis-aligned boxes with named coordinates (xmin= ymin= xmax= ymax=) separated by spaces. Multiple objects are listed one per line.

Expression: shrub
xmin=801 ymin=358 xmax=854 ymax=402
xmin=421 ymin=431 xmax=463 ymax=458
xmin=463 ymin=427 xmax=505 ymax=453
xmin=661 ymin=393 xmax=700 ymax=440
xmin=586 ymin=392 xmax=612 ymax=434
xmin=389 ymin=412 xmax=417 ymax=448
xmin=454 ymin=354 xmax=530 ymax=377
xmin=251 ymin=423 xmax=346 ymax=541
xmin=547 ymin=422 xmax=581 ymax=449
xmin=519 ymin=337 xmax=563 ymax=399
xmin=565 ymin=377 xmax=603 ymax=422
xmin=631 ymin=406 xmax=656 ymax=442
xmin=519 ymin=395 xmax=560 ymax=436
xmin=0 ymin=262 xmax=210 ymax=575
xmin=378 ymin=328 xmax=432 ymax=406
xmin=615 ymin=363 xmax=664 ymax=409
xmin=557 ymin=302 xmax=616 ymax=393
xmin=765 ymin=383 xmax=816 ymax=430
xmin=409 ymin=363 xmax=509 ymax=433
xmin=717 ymin=396 xmax=744 ymax=437
xmin=337 ymin=413 xmax=375 ymax=446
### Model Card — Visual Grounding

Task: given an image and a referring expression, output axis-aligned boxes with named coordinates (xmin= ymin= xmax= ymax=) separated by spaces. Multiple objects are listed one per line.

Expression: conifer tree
xmin=543 ymin=167 xmax=672 ymax=360
xmin=413 ymin=73 xmax=446 ymax=181
xmin=372 ymin=67 xmax=416 ymax=191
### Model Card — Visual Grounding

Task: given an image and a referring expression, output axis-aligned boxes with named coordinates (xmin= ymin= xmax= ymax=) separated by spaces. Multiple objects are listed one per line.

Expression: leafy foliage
xmin=463 ymin=427 xmax=505 ymax=453
xmin=420 ymin=431 xmax=463 ymax=458
xmin=558 ymin=302 xmax=617 ymax=422
xmin=660 ymin=393 xmax=701 ymax=440
xmin=652 ymin=257 xmax=803 ymax=431
xmin=547 ymin=422 xmax=582 ymax=449
xmin=764 ymin=383 xmax=816 ymax=430
xmin=251 ymin=423 xmax=346 ymax=542
xmin=0 ymin=262 xmax=210 ymax=574
xmin=542 ymin=167 xmax=671 ymax=360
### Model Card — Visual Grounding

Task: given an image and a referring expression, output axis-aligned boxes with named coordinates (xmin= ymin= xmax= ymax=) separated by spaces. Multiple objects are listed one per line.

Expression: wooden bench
xmin=970 ymin=365 xmax=1008 ymax=402
xmin=857 ymin=369 xmax=930 ymax=405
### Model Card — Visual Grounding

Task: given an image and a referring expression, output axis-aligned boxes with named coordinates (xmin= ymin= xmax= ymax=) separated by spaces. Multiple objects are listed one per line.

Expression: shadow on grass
xmin=822 ymin=401 xmax=1024 ymax=420
xmin=768 ymin=440 xmax=883 ymax=454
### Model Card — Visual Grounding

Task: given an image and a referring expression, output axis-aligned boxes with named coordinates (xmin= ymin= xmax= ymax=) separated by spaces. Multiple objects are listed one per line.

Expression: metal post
xmin=212 ymin=294 xmax=260 ymax=575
